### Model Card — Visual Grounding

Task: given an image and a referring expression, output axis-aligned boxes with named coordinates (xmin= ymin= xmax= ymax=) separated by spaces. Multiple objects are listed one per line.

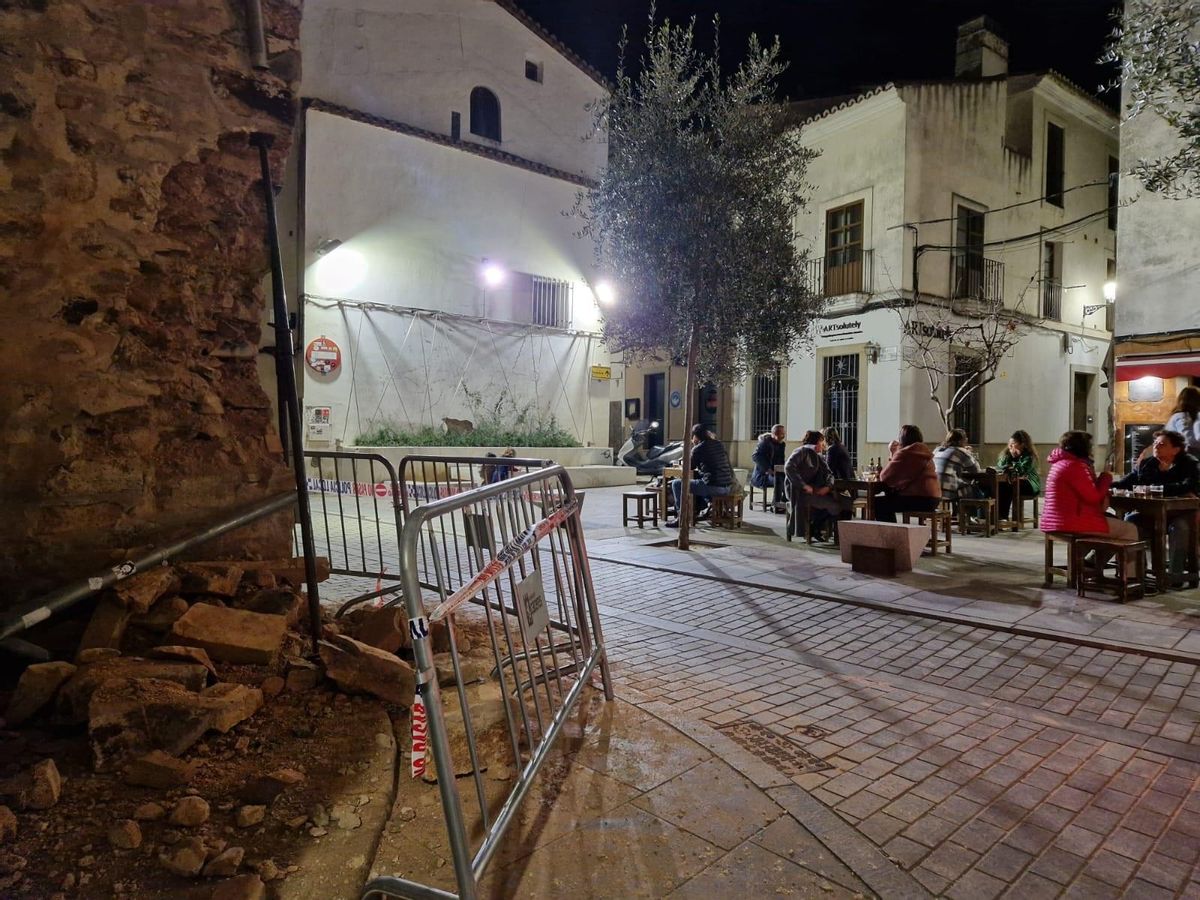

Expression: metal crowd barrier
xmin=361 ymin=464 xmax=613 ymax=900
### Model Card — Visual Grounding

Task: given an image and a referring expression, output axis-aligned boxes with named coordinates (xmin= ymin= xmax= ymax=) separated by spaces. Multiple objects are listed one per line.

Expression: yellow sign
xmin=590 ymin=365 xmax=612 ymax=381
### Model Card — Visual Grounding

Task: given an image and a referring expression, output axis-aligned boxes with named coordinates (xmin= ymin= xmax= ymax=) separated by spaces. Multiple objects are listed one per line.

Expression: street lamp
xmin=594 ymin=280 xmax=617 ymax=305
xmin=481 ymin=261 xmax=506 ymax=287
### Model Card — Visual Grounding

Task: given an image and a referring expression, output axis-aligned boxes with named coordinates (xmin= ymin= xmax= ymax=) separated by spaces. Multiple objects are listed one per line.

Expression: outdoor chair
xmin=901 ymin=507 xmax=952 ymax=555
xmin=1075 ymin=537 xmax=1147 ymax=603
xmin=1043 ymin=531 xmax=1081 ymax=588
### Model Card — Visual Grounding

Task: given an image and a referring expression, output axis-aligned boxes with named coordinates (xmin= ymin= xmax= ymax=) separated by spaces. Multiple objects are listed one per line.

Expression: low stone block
xmin=201 ymin=683 xmax=262 ymax=733
xmin=6 ymin=661 xmax=77 ymax=726
xmin=169 ymin=604 xmax=287 ymax=665
xmin=130 ymin=596 xmax=190 ymax=633
xmin=354 ymin=606 xmax=409 ymax=654
xmin=177 ymin=563 xmax=244 ymax=598
xmin=319 ymin=634 xmax=414 ymax=708
xmin=58 ymin=657 xmax=209 ymax=723
xmin=234 ymin=589 xmax=302 ymax=625
xmin=88 ymin=678 xmax=214 ymax=771
xmin=838 ymin=520 xmax=929 ymax=573
xmin=202 ymin=845 xmax=243 ymax=877
xmin=76 ymin=598 xmax=132 ymax=661
xmin=150 ymin=645 xmax=218 ymax=678
xmin=123 ymin=750 xmax=199 ymax=788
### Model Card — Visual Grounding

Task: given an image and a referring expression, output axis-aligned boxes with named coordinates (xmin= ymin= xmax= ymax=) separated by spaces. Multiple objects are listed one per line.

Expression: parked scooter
xmin=617 ymin=421 xmax=684 ymax=477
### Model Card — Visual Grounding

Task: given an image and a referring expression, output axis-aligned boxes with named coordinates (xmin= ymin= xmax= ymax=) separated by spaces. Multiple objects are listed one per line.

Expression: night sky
xmin=514 ymin=0 xmax=1121 ymax=105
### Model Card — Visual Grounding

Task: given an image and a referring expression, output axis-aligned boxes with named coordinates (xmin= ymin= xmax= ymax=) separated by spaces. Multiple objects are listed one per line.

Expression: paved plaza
xmin=320 ymin=484 xmax=1200 ymax=897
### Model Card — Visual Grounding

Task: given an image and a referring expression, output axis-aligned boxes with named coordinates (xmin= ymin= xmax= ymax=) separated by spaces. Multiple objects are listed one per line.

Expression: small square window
xmin=524 ymin=60 xmax=542 ymax=82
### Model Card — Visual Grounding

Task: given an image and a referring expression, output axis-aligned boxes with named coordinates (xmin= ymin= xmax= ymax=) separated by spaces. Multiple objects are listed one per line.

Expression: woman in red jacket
xmin=1040 ymin=431 xmax=1138 ymax=540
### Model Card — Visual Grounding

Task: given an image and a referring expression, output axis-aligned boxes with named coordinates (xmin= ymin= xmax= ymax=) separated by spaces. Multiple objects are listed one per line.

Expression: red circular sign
xmin=305 ymin=336 xmax=341 ymax=375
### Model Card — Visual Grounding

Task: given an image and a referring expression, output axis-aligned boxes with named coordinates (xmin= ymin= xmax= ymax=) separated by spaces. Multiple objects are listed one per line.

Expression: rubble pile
xmin=0 ymin=559 xmax=521 ymax=898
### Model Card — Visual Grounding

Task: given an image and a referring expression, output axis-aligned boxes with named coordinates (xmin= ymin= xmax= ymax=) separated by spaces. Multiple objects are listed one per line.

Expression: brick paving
xmin=310 ymin=485 xmax=1200 ymax=897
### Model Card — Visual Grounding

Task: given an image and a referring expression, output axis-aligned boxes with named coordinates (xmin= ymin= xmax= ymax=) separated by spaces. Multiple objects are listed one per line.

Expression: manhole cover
xmin=716 ymin=721 xmax=832 ymax=776
xmin=644 ymin=539 xmax=729 ymax=549
xmin=794 ymin=724 xmax=830 ymax=739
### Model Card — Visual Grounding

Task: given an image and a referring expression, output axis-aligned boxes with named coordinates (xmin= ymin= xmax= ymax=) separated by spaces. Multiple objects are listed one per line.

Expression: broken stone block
xmin=0 ymin=807 xmax=15 ymax=843
xmin=283 ymin=660 xmax=320 ymax=693
xmin=355 ymin=606 xmax=409 ymax=654
xmin=0 ymin=759 xmax=62 ymax=810
xmin=259 ymin=676 xmax=284 ymax=698
xmin=236 ymin=768 xmax=304 ymax=805
xmin=58 ymin=658 xmax=209 ymax=723
xmin=319 ymin=634 xmax=414 ymax=708
xmin=131 ymin=596 xmax=190 ymax=633
xmin=124 ymin=751 xmax=199 ymax=789
xmin=76 ymin=598 xmax=132 ymax=661
xmin=134 ymin=801 xmax=166 ymax=821
xmin=169 ymin=604 xmax=287 ymax=665
xmin=234 ymin=589 xmax=302 ymax=625
xmin=5 ymin=661 xmax=77 ymax=726
xmin=202 ymin=846 xmax=243 ymax=877
xmin=170 ymin=796 xmax=210 ymax=827
xmin=107 ymin=820 xmax=141 ymax=850
xmin=112 ymin=568 xmax=181 ymax=614
xmin=77 ymin=647 xmax=122 ymax=664
xmin=433 ymin=653 xmax=493 ymax=687
xmin=212 ymin=873 xmax=266 ymax=900
xmin=192 ymin=557 xmax=329 ymax=588
xmin=234 ymin=805 xmax=264 ymax=828
xmin=422 ymin=682 xmax=516 ymax=784
xmin=177 ymin=564 xmax=244 ymax=598
xmin=431 ymin=617 xmax=470 ymax=655
xmin=88 ymin=678 xmax=214 ymax=771
xmin=200 ymin=684 xmax=262 ymax=733
xmin=150 ymin=645 xmax=217 ymax=678
xmin=159 ymin=836 xmax=206 ymax=876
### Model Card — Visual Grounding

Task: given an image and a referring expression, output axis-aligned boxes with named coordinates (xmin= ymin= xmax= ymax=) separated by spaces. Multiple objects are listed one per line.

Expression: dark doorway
xmin=1073 ymin=372 xmax=1095 ymax=433
xmin=822 ymin=354 xmax=860 ymax=469
xmin=644 ymin=372 xmax=666 ymax=447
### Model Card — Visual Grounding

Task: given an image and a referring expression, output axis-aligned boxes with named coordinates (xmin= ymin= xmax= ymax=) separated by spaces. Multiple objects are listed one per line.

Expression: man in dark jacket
xmin=751 ymin=424 xmax=786 ymax=508
xmin=1113 ymin=429 xmax=1199 ymax=574
xmin=666 ymin=425 xmax=734 ymax=527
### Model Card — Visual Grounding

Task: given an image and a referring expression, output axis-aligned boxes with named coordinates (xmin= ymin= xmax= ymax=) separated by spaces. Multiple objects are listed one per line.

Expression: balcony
xmin=1041 ymin=278 xmax=1062 ymax=322
xmin=950 ymin=252 xmax=1004 ymax=304
xmin=805 ymin=249 xmax=874 ymax=298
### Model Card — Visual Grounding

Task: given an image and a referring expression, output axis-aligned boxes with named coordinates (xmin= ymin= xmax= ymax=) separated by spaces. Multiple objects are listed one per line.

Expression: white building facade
xmin=278 ymin=0 xmax=620 ymax=450
xmin=728 ymin=20 xmax=1119 ymax=470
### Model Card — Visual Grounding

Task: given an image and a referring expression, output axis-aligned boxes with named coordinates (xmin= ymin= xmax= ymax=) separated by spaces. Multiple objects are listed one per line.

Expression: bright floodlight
xmin=1103 ymin=280 xmax=1117 ymax=302
xmin=314 ymin=246 xmax=367 ymax=295
xmin=482 ymin=262 xmax=506 ymax=287
xmin=594 ymin=281 xmax=617 ymax=305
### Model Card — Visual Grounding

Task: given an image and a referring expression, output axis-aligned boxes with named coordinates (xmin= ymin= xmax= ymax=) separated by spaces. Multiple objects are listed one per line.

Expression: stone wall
xmin=0 ymin=0 xmax=303 ymax=603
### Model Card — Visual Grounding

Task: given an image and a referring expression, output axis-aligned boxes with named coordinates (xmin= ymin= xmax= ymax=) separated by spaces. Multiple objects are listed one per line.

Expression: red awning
xmin=1114 ymin=352 xmax=1200 ymax=382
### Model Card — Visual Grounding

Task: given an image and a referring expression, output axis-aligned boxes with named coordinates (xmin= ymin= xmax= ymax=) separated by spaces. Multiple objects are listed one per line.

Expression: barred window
xmin=751 ymin=368 xmax=781 ymax=437
xmin=531 ymin=276 xmax=572 ymax=329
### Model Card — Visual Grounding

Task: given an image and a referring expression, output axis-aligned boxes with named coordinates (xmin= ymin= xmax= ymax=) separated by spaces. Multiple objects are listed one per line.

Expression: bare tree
xmin=575 ymin=14 xmax=821 ymax=549
xmin=892 ymin=277 xmax=1038 ymax=434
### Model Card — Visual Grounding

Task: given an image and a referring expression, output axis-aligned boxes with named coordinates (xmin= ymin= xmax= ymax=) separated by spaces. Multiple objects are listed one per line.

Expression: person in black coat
xmin=823 ymin=427 xmax=854 ymax=481
xmin=751 ymin=424 xmax=786 ymax=507
xmin=666 ymin=425 xmax=734 ymax=526
xmin=1113 ymin=429 xmax=1199 ymax=574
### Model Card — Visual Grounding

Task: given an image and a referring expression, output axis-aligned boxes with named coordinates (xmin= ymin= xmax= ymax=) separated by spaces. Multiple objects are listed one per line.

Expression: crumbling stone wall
xmin=0 ymin=0 xmax=304 ymax=603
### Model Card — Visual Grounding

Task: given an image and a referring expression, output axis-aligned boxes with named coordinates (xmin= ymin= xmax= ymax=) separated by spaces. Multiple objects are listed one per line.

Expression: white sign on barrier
xmin=516 ymin=569 xmax=550 ymax=640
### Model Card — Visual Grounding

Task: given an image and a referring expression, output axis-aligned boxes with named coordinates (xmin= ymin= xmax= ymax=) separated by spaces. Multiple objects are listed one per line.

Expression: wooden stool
xmin=710 ymin=493 xmax=745 ymax=529
xmin=902 ymin=509 xmax=952 ymax=555
xmin=1043 ymin=531 xmax=1080 ymax=588
xmin=622 ymin=490 xmax=659 ymax=528
xmin=958 ymin=497 xmax=997 ymax=536
xmin=1015 ymin=493 xmax=1041 ymax=530
xmin=1075 ymin=538 xmax=1147 ymax=602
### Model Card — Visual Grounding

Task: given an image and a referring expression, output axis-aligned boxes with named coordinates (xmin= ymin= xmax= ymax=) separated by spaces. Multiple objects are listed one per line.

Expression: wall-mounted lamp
xmin=593 ymin=280 xmax=617 ymax=305
xmin=481 ymin=259 xmax=506 ymax=288
xmin=314 ymin=238 xmax=343 ymax=257
xmin=1102 ymin=280 xmax=1117 ymax=303
xmin=865 ymin=341 xmax=881 ymax=364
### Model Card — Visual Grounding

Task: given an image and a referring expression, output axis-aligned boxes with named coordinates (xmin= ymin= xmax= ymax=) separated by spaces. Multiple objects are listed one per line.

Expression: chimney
xmin=955 ymin=16 xmax=1009 ymax=79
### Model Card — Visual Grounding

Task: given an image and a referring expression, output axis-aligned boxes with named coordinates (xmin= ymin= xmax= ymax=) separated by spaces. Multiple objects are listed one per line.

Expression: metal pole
xmin=251 ymin=133 xmax=324 ymax=655
xmin=0 ymin=493 xmax=297 ymax=642
xmin=245 ymin=0 xmax=270 ymax=71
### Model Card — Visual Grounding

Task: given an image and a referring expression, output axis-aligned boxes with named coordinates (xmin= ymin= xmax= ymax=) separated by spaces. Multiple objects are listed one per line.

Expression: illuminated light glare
xmin=1134 ymin=375 xmax=1163 ymax=391
xmin=482 ymin=263 xmax=506 ymax=287
xmin=314 ymin=247 xmax=367 ymax=295
xmin=1103 ymin=280 xmax=1117 ymax=302
xmin=594 ymin=281 xmax=617 ymax=305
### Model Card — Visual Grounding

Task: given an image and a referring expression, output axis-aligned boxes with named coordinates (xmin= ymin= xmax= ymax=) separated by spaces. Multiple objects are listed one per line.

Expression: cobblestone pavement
xmin=589 ymin=556 xmax=1200 ymax=899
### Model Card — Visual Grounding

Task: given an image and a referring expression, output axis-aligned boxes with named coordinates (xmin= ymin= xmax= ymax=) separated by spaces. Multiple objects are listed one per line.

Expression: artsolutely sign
xmin=817 ymin=319 xmax=863 ymax=343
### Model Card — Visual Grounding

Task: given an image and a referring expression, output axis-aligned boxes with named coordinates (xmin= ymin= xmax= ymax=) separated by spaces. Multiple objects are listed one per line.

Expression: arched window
xmin=470 ymin=87 xmax=501 ymax=142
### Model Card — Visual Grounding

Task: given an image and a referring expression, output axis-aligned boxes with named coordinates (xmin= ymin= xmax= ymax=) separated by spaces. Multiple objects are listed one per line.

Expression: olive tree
xmin=575 ymin=14 xmax=821 ymax=549
xmin=1103 ymin=0 xmax=1200 ymax=198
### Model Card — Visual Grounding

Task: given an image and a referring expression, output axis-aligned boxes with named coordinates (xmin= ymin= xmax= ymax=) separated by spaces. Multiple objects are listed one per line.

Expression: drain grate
xmin=716 ymin=721 xmax=833 ymax=776
xmin=794 ymin=724 xmax=830 ymax=739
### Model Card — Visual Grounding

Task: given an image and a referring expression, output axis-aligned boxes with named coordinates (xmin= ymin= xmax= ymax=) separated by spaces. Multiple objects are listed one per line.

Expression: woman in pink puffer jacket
xmin=1041 ymin=431 xmax=1138 ymax=539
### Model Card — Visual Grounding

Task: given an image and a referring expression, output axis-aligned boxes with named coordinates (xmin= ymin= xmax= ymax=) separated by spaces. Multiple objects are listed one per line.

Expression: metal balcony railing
xmin=950 ymin=252 xmax=1004 ymax=304
xmin=805 ymin=249 xmax=873 ymax=298
xmin=1041 ymin=277 xmax=1063 ymax=321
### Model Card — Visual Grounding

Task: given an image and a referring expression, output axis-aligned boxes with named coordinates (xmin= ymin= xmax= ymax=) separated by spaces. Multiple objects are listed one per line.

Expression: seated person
xmin=784 ymin=429 xmax=852 ymax=538
xmin=996 ymin=430 xmax=1041 ymax=520
xmin=1041 ymin=430 xmax=1138 ymax=542
xmin=823 ymin=426 xmax=854 ymax=481
xmin=666 ymin=425 xmax=734 ymax=527
xmin=750 ymin=424 xmax=787 ymax=506
xmin=873 ymin=425 xmax=941 ymax=522
xmin=1113 ymin=429 xmax=1199 ymax=574
xmin=933 ymin=429 xmax=980 ymax=504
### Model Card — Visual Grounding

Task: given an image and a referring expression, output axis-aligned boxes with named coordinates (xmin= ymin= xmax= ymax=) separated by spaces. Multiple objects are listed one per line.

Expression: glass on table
xmin=1149 ymin=483 xmax=1165 ymax=498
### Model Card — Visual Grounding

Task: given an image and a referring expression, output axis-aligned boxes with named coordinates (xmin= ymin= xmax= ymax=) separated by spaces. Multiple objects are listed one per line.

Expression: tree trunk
xmin=678 ymin=322 xmax=702 ymax=551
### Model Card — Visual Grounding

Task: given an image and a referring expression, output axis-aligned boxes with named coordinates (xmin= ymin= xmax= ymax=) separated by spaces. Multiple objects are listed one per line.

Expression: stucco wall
xmin=301 ymin=0 xmax=606 ymax=178
xmin=0 ymin=0 xmax=302 ymax=602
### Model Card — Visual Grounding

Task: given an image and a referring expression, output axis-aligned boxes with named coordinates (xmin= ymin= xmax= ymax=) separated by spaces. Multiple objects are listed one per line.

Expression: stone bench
xmin=838 ymin=521 xmax=930 ymax=574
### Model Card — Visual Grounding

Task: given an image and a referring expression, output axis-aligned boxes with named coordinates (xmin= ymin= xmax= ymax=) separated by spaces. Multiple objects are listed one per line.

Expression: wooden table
xmin=1107 ymin=494 xmax=1200 ymax=590
xmin=660 ymin=466 xmax=682 ymax=518
xmin=834 ymin=479 xmax=877 ymax=521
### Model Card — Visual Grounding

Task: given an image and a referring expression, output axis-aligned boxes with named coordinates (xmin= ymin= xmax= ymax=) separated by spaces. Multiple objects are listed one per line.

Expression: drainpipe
xmin=245 ymin=0 xmax=270 ymax=71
